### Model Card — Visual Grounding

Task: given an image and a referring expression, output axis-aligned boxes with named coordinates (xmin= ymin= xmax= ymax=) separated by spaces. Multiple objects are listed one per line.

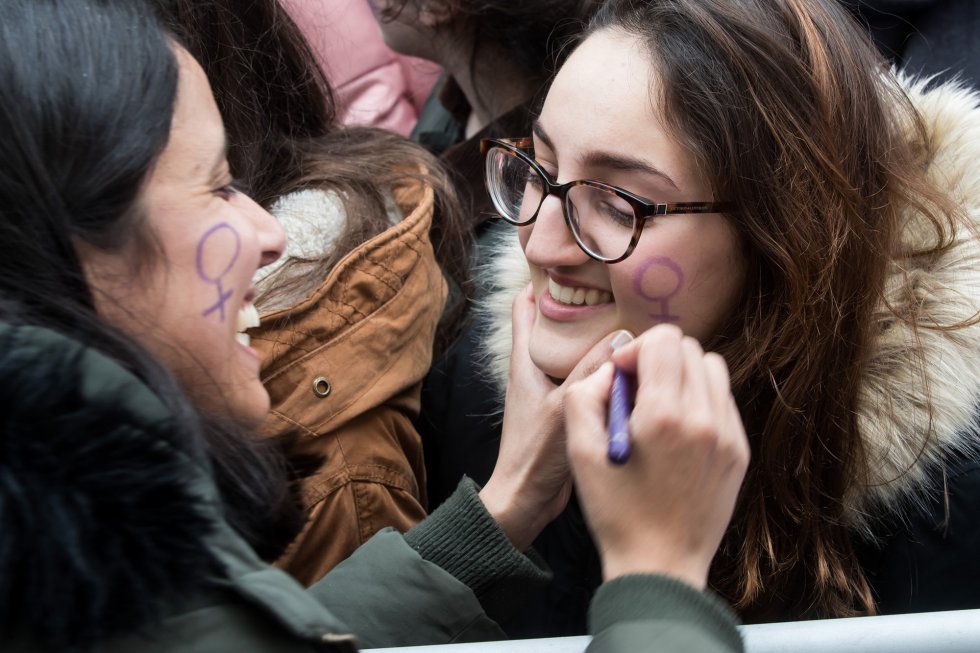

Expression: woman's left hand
xmin=479 ymin=284 xmax=626 ymax=551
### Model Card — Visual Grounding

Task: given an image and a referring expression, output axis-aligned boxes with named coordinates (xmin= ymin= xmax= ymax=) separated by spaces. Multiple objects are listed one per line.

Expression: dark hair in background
xmin=151 ymin=0 xmax=334 ymax=206
xmin=154 ymin=0 xmax=472 ymax=348
xmin=0 ymin=0 xmax=306 ymax=645
xmin=589 ymin=0 xmax=965 ymax=620
xmin=383 ymin=0 xmax=600 ymax=112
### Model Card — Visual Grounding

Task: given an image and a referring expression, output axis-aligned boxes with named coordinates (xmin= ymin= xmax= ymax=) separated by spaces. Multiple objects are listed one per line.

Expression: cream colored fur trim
xmin=849 ymin=77 xmax=980 ymax=530
xmin=477 ymin=227 xmax=529 ymax=394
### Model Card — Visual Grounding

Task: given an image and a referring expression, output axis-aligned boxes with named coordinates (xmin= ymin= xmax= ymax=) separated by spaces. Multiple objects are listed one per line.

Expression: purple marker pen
xmin=607 ymin=367 xmax=634 ymax=464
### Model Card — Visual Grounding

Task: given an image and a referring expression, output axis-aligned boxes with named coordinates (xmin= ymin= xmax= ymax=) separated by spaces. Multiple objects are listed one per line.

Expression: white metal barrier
xmin=365 ymin=609 xmax=980 ymax=652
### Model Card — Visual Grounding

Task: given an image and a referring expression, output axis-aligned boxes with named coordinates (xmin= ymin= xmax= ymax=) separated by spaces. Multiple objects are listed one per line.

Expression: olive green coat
xmin=0 ymin=323 xmax=741 ymax=652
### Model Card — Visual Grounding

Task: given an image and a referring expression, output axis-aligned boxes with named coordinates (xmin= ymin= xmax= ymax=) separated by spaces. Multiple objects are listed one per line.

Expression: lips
xmin=548 ymin=278 xmax=612 ymax=306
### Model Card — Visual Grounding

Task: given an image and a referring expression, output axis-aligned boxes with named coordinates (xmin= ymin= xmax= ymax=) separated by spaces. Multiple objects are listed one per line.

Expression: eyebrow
xmin=532 ymin=120 xmax=680 ymax=191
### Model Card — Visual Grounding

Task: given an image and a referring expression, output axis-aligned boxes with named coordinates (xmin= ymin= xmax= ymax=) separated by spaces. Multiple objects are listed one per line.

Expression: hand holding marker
xmin=607 ymin=331 xmax=635 ymax=464
xmin=565 ymin=324 xmax=750 ymax=590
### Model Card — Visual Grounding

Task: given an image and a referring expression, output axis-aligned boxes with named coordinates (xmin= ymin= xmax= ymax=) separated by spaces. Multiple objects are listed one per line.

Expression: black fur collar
xmin=0 ymin=324 xmax=221 ymax=649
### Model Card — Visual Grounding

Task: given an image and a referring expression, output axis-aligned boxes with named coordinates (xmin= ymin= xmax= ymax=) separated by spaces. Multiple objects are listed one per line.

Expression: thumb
xmin=566 ymin=361 xmax=616 ymax=445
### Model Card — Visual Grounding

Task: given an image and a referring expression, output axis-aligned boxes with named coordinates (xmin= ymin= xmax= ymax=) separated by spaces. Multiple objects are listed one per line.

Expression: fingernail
xmin=609 ymin=330 xmax=635 ymax=350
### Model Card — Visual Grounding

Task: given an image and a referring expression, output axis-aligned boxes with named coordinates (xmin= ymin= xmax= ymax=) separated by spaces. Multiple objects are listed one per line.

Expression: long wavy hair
xmin=154 ymin=0 xmax=472 ymax=348
xmin=589 ymin=0 xmax=967 ymax=619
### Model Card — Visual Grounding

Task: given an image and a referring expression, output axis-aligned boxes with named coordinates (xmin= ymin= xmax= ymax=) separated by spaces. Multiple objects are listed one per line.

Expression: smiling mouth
xmin=235 ymin=304 xmax=259 ymax=346
xmin=548 ymin=278 xmax=613 ymax=306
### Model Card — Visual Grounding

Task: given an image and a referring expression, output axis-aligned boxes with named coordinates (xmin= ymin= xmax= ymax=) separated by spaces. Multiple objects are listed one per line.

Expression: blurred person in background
xmin=284 ymin=0 xmax=442 ymax=136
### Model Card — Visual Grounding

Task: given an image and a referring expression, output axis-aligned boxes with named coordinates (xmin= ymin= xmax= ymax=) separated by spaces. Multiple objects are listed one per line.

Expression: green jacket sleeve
xmin=587 ymin=575 xmax=744 ymax=653
xmin=308 ymin=478 xmax=548 ymax=649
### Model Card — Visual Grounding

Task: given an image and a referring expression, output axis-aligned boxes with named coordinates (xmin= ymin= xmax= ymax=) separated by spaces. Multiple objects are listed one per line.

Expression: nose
xmin=520 ymin=194 xmax=590 ymax=268
xmin=243 ymin=194 xmax=286 ymax=268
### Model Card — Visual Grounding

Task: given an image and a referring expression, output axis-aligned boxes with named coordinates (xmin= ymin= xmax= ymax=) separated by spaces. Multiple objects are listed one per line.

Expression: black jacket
xmin=845 ymin=0 xmax=980 ymax=86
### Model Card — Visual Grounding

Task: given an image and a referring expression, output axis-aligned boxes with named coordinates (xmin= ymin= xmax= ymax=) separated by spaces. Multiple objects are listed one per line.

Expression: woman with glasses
xmin=470 ymin=0 xmax=980 ymax=634
xmin=1 ymin=0 xmax=748 ymax=650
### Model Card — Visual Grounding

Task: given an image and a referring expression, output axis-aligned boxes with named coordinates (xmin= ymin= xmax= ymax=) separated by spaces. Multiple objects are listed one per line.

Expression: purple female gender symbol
xmin=196 ymin=222 xmax=241 ymax=321
xmin=632 ymin=256 xmax=684 ymax=323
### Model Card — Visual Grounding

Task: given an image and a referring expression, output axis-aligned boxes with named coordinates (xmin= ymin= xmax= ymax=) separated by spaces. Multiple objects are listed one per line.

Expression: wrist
xmin=601 ymin=547 xmax=710 ymax=590
xmin=478 ymin=480 xmax=542 ymax=552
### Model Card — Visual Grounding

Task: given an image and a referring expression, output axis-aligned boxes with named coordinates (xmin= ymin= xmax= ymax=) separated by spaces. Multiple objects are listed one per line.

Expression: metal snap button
xmin=312 ymin=376 xmax=331 ymax=398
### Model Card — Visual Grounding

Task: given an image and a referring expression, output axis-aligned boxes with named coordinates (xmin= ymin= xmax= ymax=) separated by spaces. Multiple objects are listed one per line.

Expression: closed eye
xmin=215 ymin=179 xmax=244 ymax=200
xmin=597 ymin=199 xmax=634 ymax=227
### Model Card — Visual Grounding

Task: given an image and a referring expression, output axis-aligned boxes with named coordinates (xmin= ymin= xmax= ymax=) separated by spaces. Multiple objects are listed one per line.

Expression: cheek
xmin=611 ymin=255 xmax=687 ymax=331
xmin=627 ymin=256 xmax=686 ymax=323
xmin=194 ymin=222 xmax=243 ymax=323
xmin=517 ymin=225 xmax=531 ymax=251
xmin=154 ymin=222 xmax=246 ymax=402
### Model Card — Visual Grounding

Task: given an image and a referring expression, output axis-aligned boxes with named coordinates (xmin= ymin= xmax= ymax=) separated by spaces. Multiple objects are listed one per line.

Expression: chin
xmin=209 ymin=382 xmax=270 ymax=431
xmin=528 ymin=343 xmax=583 ymax=384
xmin=528 ymin=323 xmax=607 ymax=383
xmin=236 ymin=390 xmax=271 ymax=431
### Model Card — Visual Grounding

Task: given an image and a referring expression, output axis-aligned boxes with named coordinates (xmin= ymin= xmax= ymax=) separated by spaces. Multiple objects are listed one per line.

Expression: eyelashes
xmin=215 ymin=179 xmax=244 ymax=200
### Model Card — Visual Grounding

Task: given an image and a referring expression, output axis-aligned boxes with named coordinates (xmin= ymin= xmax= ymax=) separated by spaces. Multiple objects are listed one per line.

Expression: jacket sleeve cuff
xmin=589 ymin=575 xmax=743 ymax=653
xmin=404 ymin=477 xmax=551 ymax=621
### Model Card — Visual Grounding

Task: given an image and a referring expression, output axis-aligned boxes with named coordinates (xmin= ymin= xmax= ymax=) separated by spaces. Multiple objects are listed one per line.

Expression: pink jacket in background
xmin=283 ymin=0 xmax=441 ymax=136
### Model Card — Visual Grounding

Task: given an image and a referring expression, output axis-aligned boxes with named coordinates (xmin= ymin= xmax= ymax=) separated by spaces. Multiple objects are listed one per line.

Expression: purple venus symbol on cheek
xmin=196 ymin=222 xmax=241 ymax=322
xmin=632 ymin=256 xmax=684 ymax=323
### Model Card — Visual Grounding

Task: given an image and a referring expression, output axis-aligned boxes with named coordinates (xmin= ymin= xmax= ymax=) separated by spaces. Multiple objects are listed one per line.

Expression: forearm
xmin=404 ymin=477 xmax=551 ymax=623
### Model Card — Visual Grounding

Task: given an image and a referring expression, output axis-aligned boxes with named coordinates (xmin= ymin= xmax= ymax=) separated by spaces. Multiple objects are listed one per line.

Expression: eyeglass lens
xmin=487 ymin=147 xmax=638 ymax=261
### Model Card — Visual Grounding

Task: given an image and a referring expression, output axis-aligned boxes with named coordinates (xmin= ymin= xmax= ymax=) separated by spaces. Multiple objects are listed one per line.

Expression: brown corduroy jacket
xmin=251 ymin=178 xmax=447 ymax=585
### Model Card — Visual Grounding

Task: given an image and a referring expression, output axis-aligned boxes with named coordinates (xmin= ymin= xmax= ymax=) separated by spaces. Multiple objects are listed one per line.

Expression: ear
xmin=418 ymin=0 xmax=458 ymax=28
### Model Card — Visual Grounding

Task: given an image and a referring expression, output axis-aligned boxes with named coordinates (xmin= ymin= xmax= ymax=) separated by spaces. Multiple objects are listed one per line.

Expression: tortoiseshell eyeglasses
xmin=481 ymin=137 xmax=734 ymax=263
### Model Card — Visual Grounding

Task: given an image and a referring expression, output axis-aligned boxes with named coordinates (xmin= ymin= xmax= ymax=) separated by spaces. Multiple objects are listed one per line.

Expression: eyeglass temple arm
xmin=480 ymin=137 xmax=533 ymax=155
xmin=660 ymin=201 xmax=737 ymax=215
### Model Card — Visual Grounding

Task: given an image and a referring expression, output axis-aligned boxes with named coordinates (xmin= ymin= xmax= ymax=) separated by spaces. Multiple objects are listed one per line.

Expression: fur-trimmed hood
xmin=0 ymin=323 xmax=354 ymax=650
xmin=477 ymin=76 xmax=980 ymax=530
xmin=0 ymin=323 xmax=222 ymax=647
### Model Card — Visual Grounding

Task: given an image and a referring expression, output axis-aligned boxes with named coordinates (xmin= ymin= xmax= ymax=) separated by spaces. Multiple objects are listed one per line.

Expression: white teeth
xmin=235 ymin=305 xmax=258 ymax=348
xmin=549 ymin=278 xmax=562 ymax=301
xmin=548 ymin=278 xmax=612 ymax=306
xmin=236 ymin=304 xmax=260 ymax=332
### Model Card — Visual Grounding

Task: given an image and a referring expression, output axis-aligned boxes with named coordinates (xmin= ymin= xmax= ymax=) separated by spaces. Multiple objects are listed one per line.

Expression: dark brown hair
xmin=154 ymin=0 xmax=471 ymax=347
xmin=590 ymin=0 xmax=966 ymax=620
xmin=383 ymin=0 xmax=599 ymax=114
xmin=0 ymin=0 xmax=315 ymax=643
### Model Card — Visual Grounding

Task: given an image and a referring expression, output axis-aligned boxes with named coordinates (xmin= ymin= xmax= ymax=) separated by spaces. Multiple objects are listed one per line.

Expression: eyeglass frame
xmin=480 ymin=137 xmax=735 ymax=263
